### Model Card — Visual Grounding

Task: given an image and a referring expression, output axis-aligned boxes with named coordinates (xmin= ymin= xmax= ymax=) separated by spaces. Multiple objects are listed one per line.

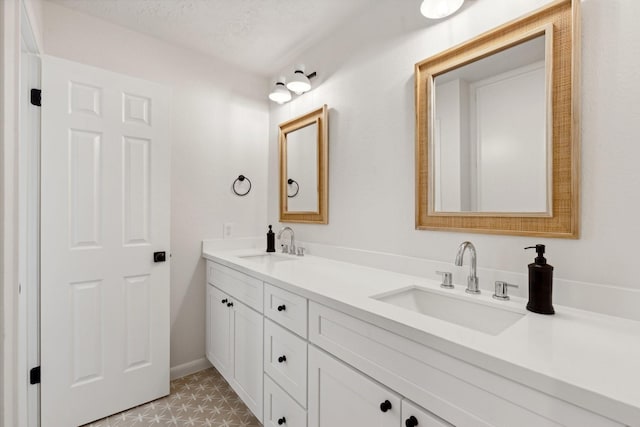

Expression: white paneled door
xmin=41 ymin=56 xmax=170 ymax=426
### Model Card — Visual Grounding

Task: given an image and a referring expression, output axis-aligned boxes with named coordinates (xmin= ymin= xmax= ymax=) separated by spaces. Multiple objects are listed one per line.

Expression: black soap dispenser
xmin=525 ymin=244 xmax=554 ymax=315
xmin=266 ymin=225 xmax=276 ymax=253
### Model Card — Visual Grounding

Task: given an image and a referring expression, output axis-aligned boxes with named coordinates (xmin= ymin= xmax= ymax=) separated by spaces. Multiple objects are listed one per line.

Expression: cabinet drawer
xmin=264 ymin=283 xmax=307 ymax=338
xmin=264 ymin=374 xmax=307 ymax=427
xmin=402 ymin=399 xmax=453 ymax=427
xmin=309 ymin=302 xmax=622 ymax=427
xmin=265 ymin=319 xmax=308 ymax=407
xmin=308 ymin=346 xmax=401 ymax=427
xmin=207 ymin=261 xmax=263 ymax=312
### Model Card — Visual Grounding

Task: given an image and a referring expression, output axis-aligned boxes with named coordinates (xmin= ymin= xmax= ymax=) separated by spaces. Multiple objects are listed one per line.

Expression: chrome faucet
xmin=277 ymin=227 xmax=296 ymax=255
xmin=455 ymin=241 xmax=480 ymax=294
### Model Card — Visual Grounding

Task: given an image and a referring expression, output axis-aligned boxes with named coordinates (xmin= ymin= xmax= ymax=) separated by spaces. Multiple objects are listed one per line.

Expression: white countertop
xmin=202 ymin=247 xmax=640 ymax=426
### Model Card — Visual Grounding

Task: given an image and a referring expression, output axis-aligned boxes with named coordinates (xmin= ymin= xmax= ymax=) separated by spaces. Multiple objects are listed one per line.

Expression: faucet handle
xmin=296 ymin=247 xmax=305 ymax=257
xmin=436 ymin=271 xmax=454 ymax=289
xmin=493 ymin=281 xmax=518 ymax=301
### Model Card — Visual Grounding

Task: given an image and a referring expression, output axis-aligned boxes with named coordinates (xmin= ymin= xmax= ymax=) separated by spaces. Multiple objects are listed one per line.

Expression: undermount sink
xmin=238 ymin=253 xmax=298 ymax=265
xmin=372 ymin=286 xmax=525 ymax=335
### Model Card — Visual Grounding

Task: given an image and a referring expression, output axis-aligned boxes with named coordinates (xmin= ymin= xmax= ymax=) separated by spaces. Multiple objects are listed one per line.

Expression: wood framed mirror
xmin=415 ymin=0 xmax=579 ymax=238
xmin=279 ymin=105 xmax=328 ymax=224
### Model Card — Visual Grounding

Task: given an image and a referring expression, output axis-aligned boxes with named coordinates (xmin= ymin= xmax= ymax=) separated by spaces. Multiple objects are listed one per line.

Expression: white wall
xmin=268 ymin=0 xmax=640 ymax=312
xmin=43 ymin=2 xmax=270 ymax=369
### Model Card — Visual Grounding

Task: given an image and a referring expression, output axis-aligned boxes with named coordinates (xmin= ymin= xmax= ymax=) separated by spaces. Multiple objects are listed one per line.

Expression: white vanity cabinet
xmin=206 ymin=262 xmax=263 ymax=422
xmin=204 ymin=256 xmax=630 ymax=427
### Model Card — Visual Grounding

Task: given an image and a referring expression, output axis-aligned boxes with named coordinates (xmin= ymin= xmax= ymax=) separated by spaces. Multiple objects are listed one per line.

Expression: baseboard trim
xmin=170 ymin=358 xmax=212 ymax=380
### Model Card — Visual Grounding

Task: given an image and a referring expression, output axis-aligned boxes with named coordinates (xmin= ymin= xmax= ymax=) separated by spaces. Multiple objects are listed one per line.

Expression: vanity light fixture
xmin=269 ymin=68 xmax=317 ymax=103
xmin=420 ymin=0 xmax=464 ymax=19
xmin=286 ymin=65 xmax=312 ymax=95
xmin=269 ymin=78 xmax=292 ymax=104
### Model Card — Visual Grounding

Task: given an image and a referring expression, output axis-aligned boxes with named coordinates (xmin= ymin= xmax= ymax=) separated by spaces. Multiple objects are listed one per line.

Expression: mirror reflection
xmin=286 ymin=122 xmax=319 ymax=212
xmin=433 ymin=34 xmax=550 ymax=213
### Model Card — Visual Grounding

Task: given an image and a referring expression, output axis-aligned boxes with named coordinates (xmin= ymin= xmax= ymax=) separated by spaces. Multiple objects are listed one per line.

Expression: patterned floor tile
xmin=81 ymin=368 xmax=262 ymax=427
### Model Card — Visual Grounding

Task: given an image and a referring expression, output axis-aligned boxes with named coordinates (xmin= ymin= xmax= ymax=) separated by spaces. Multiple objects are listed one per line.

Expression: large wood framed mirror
xmin=415 ymin=0 xmax=579 ymax=238
xmin=279 ymin=105 xmax=328 ymax=224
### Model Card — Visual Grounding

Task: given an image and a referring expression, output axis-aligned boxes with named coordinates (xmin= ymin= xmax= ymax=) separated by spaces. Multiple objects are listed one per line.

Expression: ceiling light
xmin=420 ymin=0 xmax=464 ymax=19
xmin=268 ymin=80 xmax=292 ymax=104
xmin=286 ymin=65 xmax=311 ymax=95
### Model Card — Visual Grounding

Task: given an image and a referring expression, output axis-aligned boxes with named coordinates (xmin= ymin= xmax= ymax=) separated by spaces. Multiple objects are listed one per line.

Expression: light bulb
xmin=420 ymin=0 xmax=464 ymax=19
xmin=268 ymin=81 xmax=292 ymax=104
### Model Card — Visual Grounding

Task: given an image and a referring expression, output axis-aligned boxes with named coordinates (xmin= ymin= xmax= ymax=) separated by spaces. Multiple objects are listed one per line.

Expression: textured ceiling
xmin=46 ymin=0 xmax=378 ymax=77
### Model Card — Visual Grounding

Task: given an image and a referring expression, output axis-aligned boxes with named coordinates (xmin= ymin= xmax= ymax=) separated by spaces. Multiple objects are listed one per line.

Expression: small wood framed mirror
xmin=279 ymin=105 xmax=328 ymax=224
xmin=415 ymin=0 xmax=580 ymax=238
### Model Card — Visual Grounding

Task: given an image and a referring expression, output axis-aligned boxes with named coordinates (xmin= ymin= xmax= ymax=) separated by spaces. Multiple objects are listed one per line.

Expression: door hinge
xmin=30 ymin=366 xmax=41 ymax=384
xmin=30 ymin=88 xmax=41 ymax=107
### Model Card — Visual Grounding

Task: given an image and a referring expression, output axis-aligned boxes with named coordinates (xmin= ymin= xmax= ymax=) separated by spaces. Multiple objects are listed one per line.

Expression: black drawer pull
xmin=277 ymin=417 xmax=286 ymax=425
xmin=227 ymin=302 xmax=233 ymax=307
xmin=380 ymin=400 xmax=392 ymax=413
xmin=277 ymin=304 xmax=286 ymax=312
xmin=405 ymin=415 xmax=418 ymax=427
xmin=221 ymin=299 xmax=228 ymax=304
xmin=278 ymin=355 xmax=287 ymax=363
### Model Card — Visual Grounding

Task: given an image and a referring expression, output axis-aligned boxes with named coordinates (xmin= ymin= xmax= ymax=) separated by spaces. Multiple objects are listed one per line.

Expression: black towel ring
xmin=287 ymin=178 xmax=299 ymax=198
xmin=232 ymin=175 xmax=252 ymax=196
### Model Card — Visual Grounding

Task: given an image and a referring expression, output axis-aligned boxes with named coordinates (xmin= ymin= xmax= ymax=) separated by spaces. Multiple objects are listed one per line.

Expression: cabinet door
xmin=206 ymin=285 xmax=232 ymax=376
xmin=402 ymin=399 xmax=454 ymax=427
xmin=308 ymin=346 xmax=400 ymax=427
xmin=231 ymin=300 xmax=263 ymax=422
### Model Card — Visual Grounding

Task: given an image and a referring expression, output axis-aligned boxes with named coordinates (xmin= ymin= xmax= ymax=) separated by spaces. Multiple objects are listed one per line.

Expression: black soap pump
xmin=525 ymin=244 xmax=554 ymax=315
xmin=266 ymin=225 xmax=276 ymax=253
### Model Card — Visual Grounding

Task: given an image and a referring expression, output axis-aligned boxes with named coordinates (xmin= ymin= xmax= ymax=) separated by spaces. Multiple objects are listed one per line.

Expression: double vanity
xmin=202 ymin=243 xmax=640 ymax=427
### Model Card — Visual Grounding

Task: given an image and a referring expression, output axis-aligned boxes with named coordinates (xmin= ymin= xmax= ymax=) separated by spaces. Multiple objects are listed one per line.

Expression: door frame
xmin=18 ymin=3 xmax=41 ymax=426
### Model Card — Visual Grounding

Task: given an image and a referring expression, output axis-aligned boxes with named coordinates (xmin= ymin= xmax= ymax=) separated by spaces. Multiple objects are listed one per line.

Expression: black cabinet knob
xmin=278 ymin=355 xmax=287 ymax=363
xmin=405 ymin=415 xmax=418 ymax=427
xmin=221 ymin=299 xmax=228 ymax=304
xmin=227 ymin=302 xmax=233 ymax=307
xmin=277 ymin=304 xmax=286 ymax=312
xmin=380 ymin=400 xmax=392 ymax=413
xmin=277 ymin=416 xmax=286 ymax=425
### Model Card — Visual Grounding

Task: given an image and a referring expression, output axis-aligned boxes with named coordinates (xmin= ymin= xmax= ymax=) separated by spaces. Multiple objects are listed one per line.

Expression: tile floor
xmin=82 ymin=368 xmax=262 ymax=427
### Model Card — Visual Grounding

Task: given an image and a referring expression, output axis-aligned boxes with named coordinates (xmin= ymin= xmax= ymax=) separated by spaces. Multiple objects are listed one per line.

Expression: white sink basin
xmin=372 ymin=286 xmax=525 ymax=335
xmin=238 ymin=253 xmax=298 ymax=265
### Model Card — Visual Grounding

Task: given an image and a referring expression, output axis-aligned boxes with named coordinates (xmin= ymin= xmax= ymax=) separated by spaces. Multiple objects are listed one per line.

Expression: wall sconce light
xmin=269 ymin=67 xmax=317 ymax=103
xmin=420 ymin=0 xmax=464 ymax=19
xmin=268 ymin=78 xmax=292 ymax=104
